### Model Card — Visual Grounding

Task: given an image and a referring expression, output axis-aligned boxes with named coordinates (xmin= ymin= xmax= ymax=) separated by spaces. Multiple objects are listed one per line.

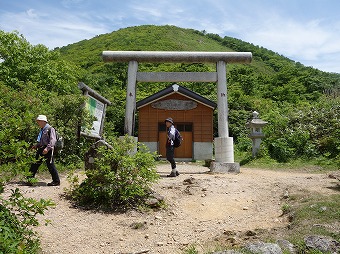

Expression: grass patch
xmin=287 ymin=192 xmax=340 ymax=240
xmin=235 ymin=151 xmax=339 ymax=172
xmin=255 ymin=190 xmax=340 ymax=253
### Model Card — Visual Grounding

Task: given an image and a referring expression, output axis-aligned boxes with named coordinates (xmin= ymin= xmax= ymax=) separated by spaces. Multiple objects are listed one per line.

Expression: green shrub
xmin=183 ymin=245 xmax=199 ymax=254
xmin=68 ymin=136 xmax=159 ymax=211
xmin=268 ymin=138 xmax=295 ymax=163
xmin=0 ymin=188 xmax=55 ymax=254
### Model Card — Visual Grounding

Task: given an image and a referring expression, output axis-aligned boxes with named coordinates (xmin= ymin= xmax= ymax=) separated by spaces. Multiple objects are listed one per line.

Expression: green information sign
xmin=85 ymin=95 xmax=105 ymax=138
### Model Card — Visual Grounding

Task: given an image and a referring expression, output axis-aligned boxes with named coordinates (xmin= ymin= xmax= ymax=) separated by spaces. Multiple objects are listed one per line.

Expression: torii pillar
xmin=102 ymin=51 xmax=252 ymax=173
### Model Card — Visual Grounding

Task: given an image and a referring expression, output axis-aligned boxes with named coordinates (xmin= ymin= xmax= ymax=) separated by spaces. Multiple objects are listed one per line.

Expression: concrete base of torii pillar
xmin=210 ymin=161 xmax=240 ymax=173
xmin=210 ymin=137 xmax=240 ymax=173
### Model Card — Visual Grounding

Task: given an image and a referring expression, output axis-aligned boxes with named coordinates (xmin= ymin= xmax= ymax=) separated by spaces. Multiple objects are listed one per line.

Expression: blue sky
xmin=1 ymin=0 xmax=340 ymax=73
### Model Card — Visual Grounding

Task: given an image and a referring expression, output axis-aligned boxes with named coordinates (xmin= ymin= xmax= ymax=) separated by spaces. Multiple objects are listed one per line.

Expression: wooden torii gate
xmin=102 ymin=51 xmax=252 ymax=172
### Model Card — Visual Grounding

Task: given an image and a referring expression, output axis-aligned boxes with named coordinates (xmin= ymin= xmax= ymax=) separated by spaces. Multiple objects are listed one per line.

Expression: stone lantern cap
xmin=246 ymin=118 xmax=268 ymax=128
xmin=246 ymin=111 xmax=268 ymax=128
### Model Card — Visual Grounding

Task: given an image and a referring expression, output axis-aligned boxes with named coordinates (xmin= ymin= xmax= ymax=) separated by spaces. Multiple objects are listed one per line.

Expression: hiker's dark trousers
xmin=166 ymin=145 xmax=176 ymax=169
xmin=29 ymin=147 xmax=60 ymax=183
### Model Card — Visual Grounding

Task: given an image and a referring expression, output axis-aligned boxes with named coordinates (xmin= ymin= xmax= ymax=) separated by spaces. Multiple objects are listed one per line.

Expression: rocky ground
xmin=4 ymin=162 xmax=340 ymax=254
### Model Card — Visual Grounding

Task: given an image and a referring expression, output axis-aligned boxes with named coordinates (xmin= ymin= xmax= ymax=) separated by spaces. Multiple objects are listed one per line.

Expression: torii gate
xmin=102 ymin=51 xmax=252 ymax=172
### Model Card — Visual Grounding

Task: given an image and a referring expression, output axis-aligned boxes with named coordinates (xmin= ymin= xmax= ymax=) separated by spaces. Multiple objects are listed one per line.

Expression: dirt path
xmin=4 ymin=163 xmax=339 ymax=254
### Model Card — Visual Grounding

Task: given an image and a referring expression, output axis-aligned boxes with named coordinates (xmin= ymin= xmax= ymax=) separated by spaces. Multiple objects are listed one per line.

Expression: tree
xmin=0 ymin=30 xmax=91 ymax=181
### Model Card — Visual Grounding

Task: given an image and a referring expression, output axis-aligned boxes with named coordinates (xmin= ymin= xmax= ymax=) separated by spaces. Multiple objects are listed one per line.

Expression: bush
xmin=268 ymin=138 xmax=295 ymax=163
xmin=0 ymin=188 xmax=55 ymax=254
xmin=68 ymin=136 xmax=159 ymax=211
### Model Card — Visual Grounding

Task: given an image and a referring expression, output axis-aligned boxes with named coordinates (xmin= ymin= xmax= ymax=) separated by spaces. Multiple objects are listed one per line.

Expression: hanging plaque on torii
xmin=102 ymin=51 xmax=252 ymax=173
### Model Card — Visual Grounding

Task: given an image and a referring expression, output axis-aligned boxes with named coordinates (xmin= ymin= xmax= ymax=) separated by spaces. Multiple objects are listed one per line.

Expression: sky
xmin=1 ymin=0 xmax=340 ymax=74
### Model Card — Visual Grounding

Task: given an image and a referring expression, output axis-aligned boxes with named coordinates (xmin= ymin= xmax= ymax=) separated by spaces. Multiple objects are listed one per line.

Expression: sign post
xmin=78 ymin=82 xmax=112 ymax=139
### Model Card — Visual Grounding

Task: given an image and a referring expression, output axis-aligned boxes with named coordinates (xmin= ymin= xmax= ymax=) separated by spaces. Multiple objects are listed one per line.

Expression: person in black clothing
xmin=28 ymin=115 xmax=60 ymax=186
xmin=165 ymin=117 xmax=179 ymax=177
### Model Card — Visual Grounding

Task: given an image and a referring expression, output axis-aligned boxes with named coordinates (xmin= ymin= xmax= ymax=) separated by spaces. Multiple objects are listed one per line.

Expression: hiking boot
xmin=176 ymin=171 xmax=180 ymax=176
xmin=47 ymin=181 xmax=60 ymax=186
xmin=167 ymin=172 xmax=177 ymax=177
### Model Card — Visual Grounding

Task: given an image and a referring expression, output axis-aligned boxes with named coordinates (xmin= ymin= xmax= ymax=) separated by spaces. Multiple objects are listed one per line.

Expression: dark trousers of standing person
xmin=166 ymin=145 xmax=176 ymax=172
xmin=29 ymin=147 xmax=60 ymax=183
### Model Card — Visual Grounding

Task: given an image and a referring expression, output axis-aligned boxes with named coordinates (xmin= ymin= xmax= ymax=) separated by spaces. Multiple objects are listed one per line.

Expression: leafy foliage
xmin=0 ymin=30 xmax=81 ymax=94
xmin=0 ymin=30 xmax=93 ymax=181
xmin=0 ymin=188 xmax=55 ymax=254
xmin=67 ymin=136 xmax=159 ymax=211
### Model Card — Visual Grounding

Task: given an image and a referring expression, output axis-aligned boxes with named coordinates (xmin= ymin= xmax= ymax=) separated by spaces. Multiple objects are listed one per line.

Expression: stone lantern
xmin=246 ymin=111 xmax=268 ymax=157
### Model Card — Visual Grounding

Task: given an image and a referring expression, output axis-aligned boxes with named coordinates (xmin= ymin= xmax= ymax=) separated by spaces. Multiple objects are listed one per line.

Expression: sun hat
xmin=36 ymin=115 xmax=48 ymax=122
xmin=165 ymin=117 xmax=174 ymax=124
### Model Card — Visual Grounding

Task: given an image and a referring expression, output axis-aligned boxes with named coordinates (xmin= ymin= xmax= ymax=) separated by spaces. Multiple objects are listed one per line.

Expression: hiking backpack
xmin=173 ymin=129 xmax=183 ymax=148
xmin=48 ymin=127 xmax=64 ymax=151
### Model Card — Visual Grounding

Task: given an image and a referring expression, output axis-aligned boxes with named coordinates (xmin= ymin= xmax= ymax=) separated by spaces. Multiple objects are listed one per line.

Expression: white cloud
xmin=131 ymin=6 xmax=165 ymax=18
xmin=0 ymin=7 xmax=108 ymax=49
xmin=26 ymin=9 xmax=40 ymax=18
xmin=1 ymin=0 xmax=339 ymax=73
xmin=225 ymin=9 xmax=340 ymax=73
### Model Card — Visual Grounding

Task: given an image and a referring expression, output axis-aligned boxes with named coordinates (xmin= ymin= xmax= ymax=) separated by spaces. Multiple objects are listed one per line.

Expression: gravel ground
xmin=4 ymin=162 xmax=339 ymax=254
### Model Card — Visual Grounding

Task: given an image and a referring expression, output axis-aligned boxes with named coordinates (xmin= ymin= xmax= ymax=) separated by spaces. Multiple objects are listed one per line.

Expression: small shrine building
xmin=136 ymin=84 xmax=216 ymax=160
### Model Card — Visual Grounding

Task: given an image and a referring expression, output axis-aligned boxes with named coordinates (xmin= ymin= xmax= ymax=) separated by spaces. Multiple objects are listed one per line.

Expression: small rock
xmin=319 ymin=206 xmax=327 ymax=212
xmin=328 ymin=173 xmax=340 ymax=181
xmin=212 ymin=251 xmax=242 ymax=254
xmin=223 ymin=230 xmax=236 ymax=236
xmin=184 ymin=177 xmax=196 ymax=184
xmin=244 ymin=241 xmax=283 ymax=254
xmin=145 ymin=198 xmax=160 ymax=207
xmin=151 ymin=192 xmax=164 ymax=201
xmin=227 ymin=237 xmax=236 ymax=243
xmin=277 ymin=239 xmax=296 ymax=253
xmin=181 ymin=240 xmax=190 ymax=246
xmin=304 ymin=235 xmax=340 ymax=253
xmin=245 ymin=230 xmax=256 ymax=236
xmin=283 ymin=190 xmax=289 ymax=199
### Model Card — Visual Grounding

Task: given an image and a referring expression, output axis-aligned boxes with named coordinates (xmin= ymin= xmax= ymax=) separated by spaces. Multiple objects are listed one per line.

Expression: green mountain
xmin=58 ymin=25 xmax=236 ymax=67
xmin=57 ymin=24 xmax=339 ymax=101
xmin=58 ymin=25 xmax=339 ymax=76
